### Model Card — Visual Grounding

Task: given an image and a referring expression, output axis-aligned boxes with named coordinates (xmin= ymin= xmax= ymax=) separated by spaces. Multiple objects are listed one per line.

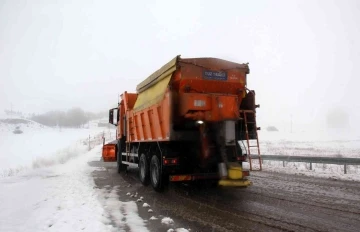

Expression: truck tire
xmin=139 ymin=153 xmax=149 ymax=186
xmin=150 ymin=155 xmax=164 ymax=192
xmin=117 ymin=141 xmax=126 ymax=173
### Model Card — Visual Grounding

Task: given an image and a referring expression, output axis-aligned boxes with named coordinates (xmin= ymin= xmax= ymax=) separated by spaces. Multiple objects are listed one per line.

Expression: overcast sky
xmin=1 ymin=0 xmax=359 ymax=131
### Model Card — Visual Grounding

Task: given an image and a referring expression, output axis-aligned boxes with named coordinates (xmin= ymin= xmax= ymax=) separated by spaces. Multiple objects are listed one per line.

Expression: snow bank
xmin=262 ymin=161 xmax=360 ymax=182
xmin=0 ymin=119 xmax=114 ymax=177
xmin=0 ymin=144 xmax=114 ymax=232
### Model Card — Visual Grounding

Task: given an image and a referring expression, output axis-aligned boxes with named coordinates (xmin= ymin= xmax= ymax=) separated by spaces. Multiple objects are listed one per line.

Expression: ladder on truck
xmin=240 ymin=110 xmax=262 ymax=171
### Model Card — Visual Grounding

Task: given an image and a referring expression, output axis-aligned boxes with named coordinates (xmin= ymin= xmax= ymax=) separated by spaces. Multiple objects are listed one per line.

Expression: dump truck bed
xmin=123 ymin=55 xmax=249 ymax=143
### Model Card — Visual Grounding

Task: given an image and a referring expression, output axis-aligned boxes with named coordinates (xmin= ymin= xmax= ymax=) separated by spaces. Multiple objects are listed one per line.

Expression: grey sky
xmin=1 ymin=0 xmax=359 ymax=131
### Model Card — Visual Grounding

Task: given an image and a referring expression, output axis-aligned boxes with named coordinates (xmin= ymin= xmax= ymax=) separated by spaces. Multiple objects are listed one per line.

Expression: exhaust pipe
xmin=218 ymin=162 xmax=228 ymax=178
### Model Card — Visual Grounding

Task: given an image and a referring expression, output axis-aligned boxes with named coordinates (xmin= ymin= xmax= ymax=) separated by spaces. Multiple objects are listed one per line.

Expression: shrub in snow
xmin=149 ymin=216 xmax=158 ymax=220
xmin=148 ymin=209 xmax=153 ymax=213
xmin=13 ymin=129 xmax=23 ymax=134
xmin=1 ymin=167 xmax=25 ymax=177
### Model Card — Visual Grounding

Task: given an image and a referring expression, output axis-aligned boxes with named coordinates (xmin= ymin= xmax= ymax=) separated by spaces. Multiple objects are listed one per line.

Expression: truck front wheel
xmin=150 ymin=155 xmax=164 ymax=192
xmin=117 ymin=141 xmax=126 ymax=173
xmin=139 ymin=153 xmax=149 ymax=185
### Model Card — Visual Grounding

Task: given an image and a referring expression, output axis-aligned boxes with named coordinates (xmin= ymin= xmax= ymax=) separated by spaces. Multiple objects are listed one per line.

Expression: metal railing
xmin=87 ymin=130 xmax=115 ymax=151
xmin=251 ymin=155 xmax=360 ymax=174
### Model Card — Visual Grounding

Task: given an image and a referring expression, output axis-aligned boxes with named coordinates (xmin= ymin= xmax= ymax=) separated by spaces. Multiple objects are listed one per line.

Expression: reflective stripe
xmin=170 ymin=175 xmax=192 ymax=182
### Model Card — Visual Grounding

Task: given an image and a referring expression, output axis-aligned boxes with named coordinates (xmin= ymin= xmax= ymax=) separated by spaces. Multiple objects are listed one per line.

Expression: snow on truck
xmin=102 ymin=55 xmax=262 ymax=191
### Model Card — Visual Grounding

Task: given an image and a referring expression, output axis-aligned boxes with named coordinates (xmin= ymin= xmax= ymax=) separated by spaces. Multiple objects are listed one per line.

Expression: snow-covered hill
xmin=0 ymin=118 xmax=113 ymax=177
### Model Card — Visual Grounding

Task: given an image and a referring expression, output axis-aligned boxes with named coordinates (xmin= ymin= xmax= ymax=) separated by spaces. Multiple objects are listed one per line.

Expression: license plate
xmin=203 ymin=70 xmax=228 ymax=81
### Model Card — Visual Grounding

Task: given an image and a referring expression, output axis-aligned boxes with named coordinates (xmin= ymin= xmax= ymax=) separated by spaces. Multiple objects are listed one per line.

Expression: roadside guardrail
xmin=251 ymin=155 xmax=360 ymax=174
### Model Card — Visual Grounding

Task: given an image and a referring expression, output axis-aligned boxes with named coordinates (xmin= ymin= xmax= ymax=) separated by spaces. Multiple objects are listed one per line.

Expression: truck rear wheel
xmin=150 ymin=155 xmax=164 ymax=192
xmin=139 ymin=153 xmax=149 ymax=185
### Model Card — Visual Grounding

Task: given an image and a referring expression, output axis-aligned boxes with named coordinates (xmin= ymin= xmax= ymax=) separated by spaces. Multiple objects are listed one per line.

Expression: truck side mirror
xmin=113 ymin=109 xmax=118 ymax=126
xmin=109 ymin=108 xmax=118 ymax=126
xmin=109 ymin=110 xmax=114 ymax=124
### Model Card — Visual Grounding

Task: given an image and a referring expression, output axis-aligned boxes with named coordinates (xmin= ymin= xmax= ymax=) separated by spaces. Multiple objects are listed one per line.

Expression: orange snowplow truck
xmin=102 ymin=55 xmax=261 ymax=191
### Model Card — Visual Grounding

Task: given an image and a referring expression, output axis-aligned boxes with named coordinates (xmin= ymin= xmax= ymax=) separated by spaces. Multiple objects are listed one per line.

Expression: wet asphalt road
xmin=89 ymin=160 xmax=360 ymax=232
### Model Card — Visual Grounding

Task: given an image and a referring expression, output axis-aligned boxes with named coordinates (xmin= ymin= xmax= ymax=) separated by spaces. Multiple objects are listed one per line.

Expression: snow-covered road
xmin=1 ymin=120 xmax=359 ymax=232
xmin=92 ymin=161 xmax=360 ymax=232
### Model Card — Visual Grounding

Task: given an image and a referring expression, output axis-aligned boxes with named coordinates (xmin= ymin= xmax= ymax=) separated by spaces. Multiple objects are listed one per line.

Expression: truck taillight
xmin=237 ymin=156 xmax=247 ymax=161
xmin=163 ymin=158 xmax=179 ymax=165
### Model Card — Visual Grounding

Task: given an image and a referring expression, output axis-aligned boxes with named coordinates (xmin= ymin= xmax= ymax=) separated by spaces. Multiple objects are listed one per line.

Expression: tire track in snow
xmin=91 ymin=160 xmax=360 ymax=232
xmin=94 ymin=179 xmax=148 ymax=232
xmin=250 ymin=172 xmax=360 ymax=216
xmin=164 ymin=184 xmax=314 ymax=232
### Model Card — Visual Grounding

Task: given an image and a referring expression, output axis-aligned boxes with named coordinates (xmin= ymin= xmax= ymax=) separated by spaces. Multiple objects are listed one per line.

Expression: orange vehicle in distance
xmin=102 ymin=55 xmax=262 ymax=191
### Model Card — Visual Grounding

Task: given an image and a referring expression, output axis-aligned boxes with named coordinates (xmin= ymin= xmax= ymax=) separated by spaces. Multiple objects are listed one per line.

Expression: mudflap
xmin=102 ymin=141 xmax=117 ymax=162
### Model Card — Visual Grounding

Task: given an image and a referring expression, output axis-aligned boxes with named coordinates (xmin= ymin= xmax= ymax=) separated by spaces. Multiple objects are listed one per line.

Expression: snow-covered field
xmin=0 ymin=119 xmax=114 ymax=177
xmin=256 ymin=129 xmax=360 ymax=181
xmin=259 ymin=129 xmax=360 ymax=157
